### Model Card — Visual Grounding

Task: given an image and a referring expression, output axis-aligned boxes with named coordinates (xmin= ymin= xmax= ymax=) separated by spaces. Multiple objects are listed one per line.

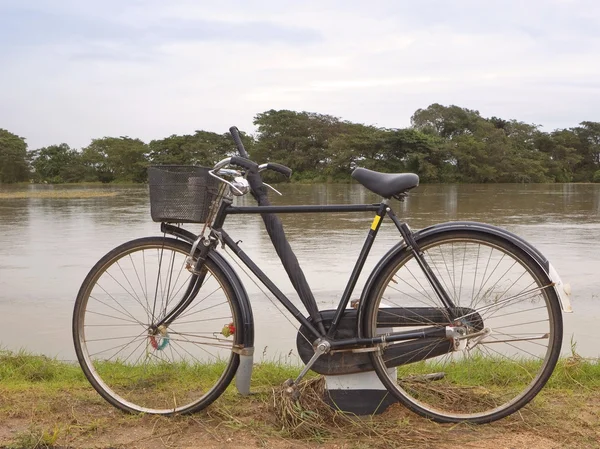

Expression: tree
xmin=439 ymin=117 xmax=548 ymax=183
xmin=326 ymin=123 xmax=447 ymax=182
xmin=536 ymin=130 xmax=582 ymax=182
xmin=449 ymin=134 xmax=497 ymax=182
xmin=572 ymin=121 xmax=600 ymax=180
xmin=387 ymin=129 xmax=446 ymax=182
xmin=326 ymin=123 xmax=389 ymax=176
xmin=411 ymin=104 xmax=483 ymax=139
xmin=148 ymin=131 xmax=234 ymax=167
xmin=0 ymin=129 xmax=29 ymax=183
xmin=493 ymin=121 xmax=551 ymax=183
xmin=32 ymin=143 xmax=86 ymax=183
xmin=82 ymin=137 xmax=148 ymax=183
xmin=252 ymin=110 xmax=344 ymax=179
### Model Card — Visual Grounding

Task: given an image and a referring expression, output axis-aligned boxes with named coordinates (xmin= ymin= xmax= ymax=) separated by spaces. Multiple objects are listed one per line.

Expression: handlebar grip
xmin=229 ymin=155 xmax=258 ymax=172
xmin=229 ymin=126 xmax=249 ymax=158
xmin=265 ymin=162 xmax=292 ymax=179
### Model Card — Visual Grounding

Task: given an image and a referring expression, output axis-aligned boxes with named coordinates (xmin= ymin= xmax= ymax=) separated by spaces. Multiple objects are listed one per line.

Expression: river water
xmin=0 ymin=183 xmax=599 ymax=362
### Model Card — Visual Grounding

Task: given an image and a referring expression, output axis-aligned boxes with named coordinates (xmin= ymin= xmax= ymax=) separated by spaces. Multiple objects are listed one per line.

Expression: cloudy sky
xmin=1 ymin=0 xmax=599 ymax=150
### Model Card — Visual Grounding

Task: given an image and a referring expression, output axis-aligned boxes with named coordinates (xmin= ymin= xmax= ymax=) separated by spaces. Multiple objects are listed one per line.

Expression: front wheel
xmin=73 ymin=237 xmax=242 ymax=415
xmin=363 ymin=230 xmax=562 ymax=423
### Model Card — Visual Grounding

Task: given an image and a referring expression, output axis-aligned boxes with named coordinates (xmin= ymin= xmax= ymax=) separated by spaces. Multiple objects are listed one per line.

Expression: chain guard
xmin=296 ymin=307 xmax=482 ymax=376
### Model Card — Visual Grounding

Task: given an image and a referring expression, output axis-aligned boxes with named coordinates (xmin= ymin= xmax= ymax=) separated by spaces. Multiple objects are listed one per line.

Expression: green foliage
xmin=31 ymin=143 xmax=87 ymax=183
xmin=0 ymin=129 xmax=29 ymax=183
xmin=4 ymin=105 xmax=600 ymax=185
xmin=148 ymin=131 xmax=234 ymax=167
xmin=393 ymin=129 xmax=446 ymax=182
xmin=571 ymin=121 xmax=600 ymax=181
xmin=253 ymin=109 xmax=344 ymax=177
xmin=411 ymin=103 xmax=483 ymax=139
xmin=593 ymin=170 xmax=600 ymax=183
xmin=82 ymin=136 xmax=148 ymax=183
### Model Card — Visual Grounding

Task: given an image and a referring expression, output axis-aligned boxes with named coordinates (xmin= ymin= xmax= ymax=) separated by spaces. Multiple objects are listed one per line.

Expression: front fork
xmin=149 ymin=235 xmax=213 ymax=334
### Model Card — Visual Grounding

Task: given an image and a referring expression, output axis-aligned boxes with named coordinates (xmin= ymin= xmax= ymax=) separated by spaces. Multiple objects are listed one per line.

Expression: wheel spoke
xmin=75 ymin=238 xmax=239 ymax=415
xmin=366 ymin=234 xmax=560 ymax=423
xmin=177 ymin=286 xmax=223 ymax=320
xmin=88 ymin=292 xmax=146 ymax=326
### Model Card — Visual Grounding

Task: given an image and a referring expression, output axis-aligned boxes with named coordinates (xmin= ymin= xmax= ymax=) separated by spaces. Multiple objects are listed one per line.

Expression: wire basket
xmin=148 ymin=165 xmax=221 ymax=223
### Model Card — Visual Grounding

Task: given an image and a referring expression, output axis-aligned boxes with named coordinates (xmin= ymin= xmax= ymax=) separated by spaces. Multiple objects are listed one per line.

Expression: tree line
xmin=1 ymin=104 xmax=599 ymax=184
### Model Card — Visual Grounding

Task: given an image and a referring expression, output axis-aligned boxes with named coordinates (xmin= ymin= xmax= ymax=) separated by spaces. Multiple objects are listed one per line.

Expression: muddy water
xmin=0 ymin=183 xmax=598 ymax=361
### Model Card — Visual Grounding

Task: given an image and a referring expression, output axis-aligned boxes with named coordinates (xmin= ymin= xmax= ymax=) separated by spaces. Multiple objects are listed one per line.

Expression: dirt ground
xmin=0 ymin=385 xmax=598 ymax=449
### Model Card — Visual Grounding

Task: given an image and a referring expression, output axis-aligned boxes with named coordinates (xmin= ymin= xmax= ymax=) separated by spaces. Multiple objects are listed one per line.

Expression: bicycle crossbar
xmin=225 ymin=204 xmax=381 ymax=214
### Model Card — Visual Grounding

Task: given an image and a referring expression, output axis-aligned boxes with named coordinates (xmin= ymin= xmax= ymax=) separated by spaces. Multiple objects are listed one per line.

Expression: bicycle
xmin=72 ymin=126 xmax=572 ymax=424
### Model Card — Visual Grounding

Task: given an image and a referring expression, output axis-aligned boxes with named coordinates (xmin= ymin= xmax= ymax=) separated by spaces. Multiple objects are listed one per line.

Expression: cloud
xmin=0 ymin=0 xmax=599 ymax=150
xmin=0 ymin=6 xmax=321 ymax=51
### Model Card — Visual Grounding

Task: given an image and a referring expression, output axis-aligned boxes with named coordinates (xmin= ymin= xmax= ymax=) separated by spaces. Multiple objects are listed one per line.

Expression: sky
xmin=1 ymin=0 xmax=600 ymax=150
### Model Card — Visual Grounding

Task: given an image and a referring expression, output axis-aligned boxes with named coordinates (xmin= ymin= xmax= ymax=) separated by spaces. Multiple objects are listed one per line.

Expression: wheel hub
xmin=149 ymin=325 xmax=169 ymax=351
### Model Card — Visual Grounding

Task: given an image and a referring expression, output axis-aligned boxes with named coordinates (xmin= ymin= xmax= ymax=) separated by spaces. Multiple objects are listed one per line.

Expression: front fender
xmin=357 ymin=221 xmax=572 ymax=335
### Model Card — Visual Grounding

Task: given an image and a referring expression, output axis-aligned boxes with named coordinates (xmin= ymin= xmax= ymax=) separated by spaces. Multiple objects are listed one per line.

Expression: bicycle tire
xmin=363 ymin=230 xmax=562 ymax=423
xmin=73 ymin=237 xmax=242 ymax=415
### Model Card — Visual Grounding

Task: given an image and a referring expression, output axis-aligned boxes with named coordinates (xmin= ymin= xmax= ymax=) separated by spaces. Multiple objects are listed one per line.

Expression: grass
xmin=0 ymin=351 xmax=86 ymax=386
xmin=7 ymin=425 xmax=60 ymax=449
xmin=0 ymin=350 xmax=599 ymax=448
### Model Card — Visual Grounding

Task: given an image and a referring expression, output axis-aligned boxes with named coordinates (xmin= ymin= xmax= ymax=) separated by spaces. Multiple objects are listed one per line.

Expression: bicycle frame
xmin=156 ymin=198 xmax=457 ymax=351
xmin=73 ymin=126 xmax=570 ymax=421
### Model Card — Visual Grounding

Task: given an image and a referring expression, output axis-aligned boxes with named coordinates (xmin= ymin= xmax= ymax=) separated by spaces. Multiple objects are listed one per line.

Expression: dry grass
xmin=270 ymin=377 xmax=431 ymax=447
xmin=1 ymin=380 xmax=599 ymax=449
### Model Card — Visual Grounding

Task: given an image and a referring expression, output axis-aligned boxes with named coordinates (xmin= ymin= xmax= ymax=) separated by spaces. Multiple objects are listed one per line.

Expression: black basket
xmin=148 ymin=165 xmax=220 ymax=223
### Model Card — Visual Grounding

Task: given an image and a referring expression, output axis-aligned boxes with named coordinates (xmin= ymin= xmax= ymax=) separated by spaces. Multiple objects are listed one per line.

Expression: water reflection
xmin=0 ymin=183 xmax=599 ymax=361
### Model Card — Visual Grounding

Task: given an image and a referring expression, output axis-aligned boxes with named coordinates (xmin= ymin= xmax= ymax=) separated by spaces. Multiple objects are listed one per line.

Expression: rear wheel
xmin=364 ymin=231 xmax=562 ymax=423
xmin=73 ymin=237 xmax=241 ymax=414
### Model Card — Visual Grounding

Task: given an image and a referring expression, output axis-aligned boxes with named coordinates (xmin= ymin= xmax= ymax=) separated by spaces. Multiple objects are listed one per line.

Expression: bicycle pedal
xmin=285 ymin=387 xmax=301 ymax=400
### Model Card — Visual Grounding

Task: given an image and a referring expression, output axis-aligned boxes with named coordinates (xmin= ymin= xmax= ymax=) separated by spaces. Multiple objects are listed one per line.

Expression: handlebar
xmin=229 ymin=155 xmax=258 ymax=172
xmin=213 ymin=157 xmax=292 ymax=179
xmin=259 ymin=162 xmax=292 ymax=179
xmin=212 ymin=156 xmax=255 ymax=172
xmin=215 ymin=127 xmax=294 ymax=179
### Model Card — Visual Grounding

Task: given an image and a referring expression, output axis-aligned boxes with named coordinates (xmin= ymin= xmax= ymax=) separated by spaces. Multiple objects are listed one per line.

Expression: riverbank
xmin=0 ymin=352 xmax=599 ymax=448
xmin=0 ymin=191 xmax=120 ymax=199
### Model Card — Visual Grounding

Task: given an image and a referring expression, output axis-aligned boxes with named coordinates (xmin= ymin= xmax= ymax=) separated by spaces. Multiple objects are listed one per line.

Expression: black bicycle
xmin=73 ymin=127 xmax=572 ymax=423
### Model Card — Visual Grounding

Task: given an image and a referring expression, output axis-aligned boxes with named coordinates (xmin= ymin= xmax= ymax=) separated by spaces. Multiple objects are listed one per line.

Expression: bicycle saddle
xmin=351 ymin=167 xmax=419 ymax=198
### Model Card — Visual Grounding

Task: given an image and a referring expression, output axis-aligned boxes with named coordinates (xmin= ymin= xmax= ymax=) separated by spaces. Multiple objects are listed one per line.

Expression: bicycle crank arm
xmin=284 ymin=339 xmax=331 ymax=397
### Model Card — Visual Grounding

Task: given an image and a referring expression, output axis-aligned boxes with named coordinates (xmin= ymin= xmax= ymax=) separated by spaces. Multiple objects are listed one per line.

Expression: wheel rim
xmin=76 ymin=241 xmax=238 ymax=414
xmin=370 ymin=236 xmax=560 ymax=421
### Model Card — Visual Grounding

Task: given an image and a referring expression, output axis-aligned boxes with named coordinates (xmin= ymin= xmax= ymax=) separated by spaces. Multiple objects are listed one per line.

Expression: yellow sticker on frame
xmin=370 ymin=215 xmax=381 ymax=231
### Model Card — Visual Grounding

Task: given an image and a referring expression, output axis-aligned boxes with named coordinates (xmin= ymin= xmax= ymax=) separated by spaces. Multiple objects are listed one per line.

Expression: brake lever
xmin=258 ymin=165 xmax=284 ymax=195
